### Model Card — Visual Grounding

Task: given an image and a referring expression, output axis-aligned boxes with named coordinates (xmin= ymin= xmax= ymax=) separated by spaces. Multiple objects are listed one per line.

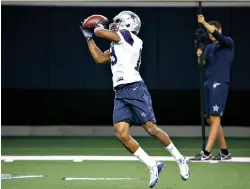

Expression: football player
xmin=80 ymin=11 xmax=190 ymax=187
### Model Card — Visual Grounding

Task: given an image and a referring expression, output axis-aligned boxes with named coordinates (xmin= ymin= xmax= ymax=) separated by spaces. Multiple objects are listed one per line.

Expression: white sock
xmin=134 ymin=147 xmax=157 ymax=168
xmin=165 ymin=142 xmax=184 ymax=161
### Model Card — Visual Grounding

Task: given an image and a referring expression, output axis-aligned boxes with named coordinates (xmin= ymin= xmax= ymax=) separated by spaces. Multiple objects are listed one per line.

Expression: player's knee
xmin=115 ymin=131 xmax=129 ymax=141
xmin=209 ymin=115 xmax=221 ymax=125
xmin=114 ymin=123 xmax=129 ymax=141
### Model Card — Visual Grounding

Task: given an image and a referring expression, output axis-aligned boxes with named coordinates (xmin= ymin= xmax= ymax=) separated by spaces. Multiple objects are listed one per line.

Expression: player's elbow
xmin=92 ymin=54 xmax=103 ymax=64
xmin=95 ymin=53 xmax=110 ymax=64
xmin=95 ymin=58 xmax=102 ymax=64
xmin=95 ymin=56 xmax=106 ymax=64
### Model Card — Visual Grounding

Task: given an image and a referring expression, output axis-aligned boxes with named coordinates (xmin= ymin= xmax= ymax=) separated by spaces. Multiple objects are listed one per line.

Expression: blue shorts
xmin=113 ymin=82 xmax=156 ymax=126
xmin=204 ymin=82 xmax=229 ymax=117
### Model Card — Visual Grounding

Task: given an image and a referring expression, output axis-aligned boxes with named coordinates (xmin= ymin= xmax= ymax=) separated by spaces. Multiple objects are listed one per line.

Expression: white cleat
xmin=149 ymin=162 xmax=165 ymax=188
xmin=177 ymin=158 xmax=190 ymax=181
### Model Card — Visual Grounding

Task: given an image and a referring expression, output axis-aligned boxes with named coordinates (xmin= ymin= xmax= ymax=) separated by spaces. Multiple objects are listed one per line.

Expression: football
xmin=82 ymin=15 xmax=109 ymax=30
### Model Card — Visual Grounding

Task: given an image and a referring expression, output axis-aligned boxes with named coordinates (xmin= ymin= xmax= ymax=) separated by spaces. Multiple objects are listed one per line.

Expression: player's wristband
xmin=86 ymin=37 xmax=92 ymax=41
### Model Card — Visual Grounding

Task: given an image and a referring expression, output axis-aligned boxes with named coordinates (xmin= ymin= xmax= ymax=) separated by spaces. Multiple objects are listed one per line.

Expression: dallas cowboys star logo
xmin=213 ymin=105 xmax=220 ymax=112
xmin=129 ymin=13 xmax=136 ymax=21
xmin=141 ymin=112 xmax=146 ymax=117
xmin=213 ymin=82 xmax=221 ymax=88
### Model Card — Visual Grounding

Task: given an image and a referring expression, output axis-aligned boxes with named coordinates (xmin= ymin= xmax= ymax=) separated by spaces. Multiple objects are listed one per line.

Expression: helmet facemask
xmin=109 ymin=18 xmax=122 ymax=32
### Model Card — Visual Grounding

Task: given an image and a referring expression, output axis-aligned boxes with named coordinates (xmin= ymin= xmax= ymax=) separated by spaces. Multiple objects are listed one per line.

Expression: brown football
xmin=82 ymin=15 xmax=108 ymax=29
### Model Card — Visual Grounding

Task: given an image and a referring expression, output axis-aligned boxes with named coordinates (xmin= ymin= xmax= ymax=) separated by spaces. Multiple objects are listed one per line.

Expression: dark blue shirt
xmin=203 ymin=30 xmax=234 ymax=83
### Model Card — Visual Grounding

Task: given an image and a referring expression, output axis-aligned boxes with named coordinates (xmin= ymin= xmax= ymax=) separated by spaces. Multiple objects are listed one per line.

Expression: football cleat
xmin=177 ymin=158 xmax=190 ymax=181
xmin=149 ymin=161 xmax=165 ymax=188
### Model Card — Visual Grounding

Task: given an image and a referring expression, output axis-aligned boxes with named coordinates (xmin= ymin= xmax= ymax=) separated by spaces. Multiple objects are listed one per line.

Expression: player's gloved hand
xmin=94 ymin=23 xmax=105 ymax=34
xmin=96 ymin=23 xmax=105 ymax=29
xmin=80 ymin=22 xmax=93 ymax=41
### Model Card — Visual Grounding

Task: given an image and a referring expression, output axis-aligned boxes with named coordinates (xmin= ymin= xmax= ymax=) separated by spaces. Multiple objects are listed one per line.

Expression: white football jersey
xmin=110 ymin=30 xmax=143 ymax=88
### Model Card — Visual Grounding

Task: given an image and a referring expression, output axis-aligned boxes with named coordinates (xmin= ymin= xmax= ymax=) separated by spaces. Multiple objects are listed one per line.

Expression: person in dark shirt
xmin=191 ymin=15 xmax=234 ymax=161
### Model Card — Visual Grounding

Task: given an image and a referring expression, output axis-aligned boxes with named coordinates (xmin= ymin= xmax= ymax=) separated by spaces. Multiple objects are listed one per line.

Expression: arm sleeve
xmin=212 ymin=30 xmax=233 ymax=47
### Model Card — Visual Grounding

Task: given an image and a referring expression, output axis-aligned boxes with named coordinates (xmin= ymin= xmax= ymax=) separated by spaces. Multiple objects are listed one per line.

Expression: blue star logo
xmin=130 ymin=13 xmax=136 ymax=21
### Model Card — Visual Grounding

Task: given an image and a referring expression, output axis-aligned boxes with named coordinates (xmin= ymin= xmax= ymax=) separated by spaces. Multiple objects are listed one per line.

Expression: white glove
xmin=94 ymin=23 xmax=105 ymax=34
xmin=79 ymin=26 xmax=93 ymax=41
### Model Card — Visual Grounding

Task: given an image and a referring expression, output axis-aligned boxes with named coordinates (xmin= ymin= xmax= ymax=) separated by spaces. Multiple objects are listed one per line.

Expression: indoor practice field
xmin=2 ymin=1 xmax=250 ymax=189
xmin=2 ymin=137 xmax=250 ymax=189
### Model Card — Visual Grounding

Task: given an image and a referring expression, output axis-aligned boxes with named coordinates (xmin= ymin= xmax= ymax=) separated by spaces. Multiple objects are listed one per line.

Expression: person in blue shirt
xmin=191 ymin=15 xmax=234 ymax=161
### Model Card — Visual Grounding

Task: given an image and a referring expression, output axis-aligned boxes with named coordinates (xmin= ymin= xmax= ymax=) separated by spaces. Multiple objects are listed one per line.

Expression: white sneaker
xmin=177 ymin=158 xmax=190 ymax=181
xmin=149 ymin=162 xmax=165 ymax=188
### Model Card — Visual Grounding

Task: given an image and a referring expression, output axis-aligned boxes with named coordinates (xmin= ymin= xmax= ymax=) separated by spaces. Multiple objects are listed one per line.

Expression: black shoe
xmin=213 ymin=151 xmax=232 ymax=160
xmin=189 ymin=151 xmax=213 ymax=161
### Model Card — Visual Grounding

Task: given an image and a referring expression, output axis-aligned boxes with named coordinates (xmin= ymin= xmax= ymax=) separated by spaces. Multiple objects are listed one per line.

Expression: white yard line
xmin=62 ymin=177 xmax=145 ymax=181
xmin=1 ymin=156 xmax=250 ymax=163
xmin=1 ymin=175 xmax=46 ymax=180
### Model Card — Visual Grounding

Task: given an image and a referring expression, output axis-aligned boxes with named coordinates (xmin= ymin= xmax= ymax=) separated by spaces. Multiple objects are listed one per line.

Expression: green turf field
xmin=2 ymin=137 xmax=250 ymax=189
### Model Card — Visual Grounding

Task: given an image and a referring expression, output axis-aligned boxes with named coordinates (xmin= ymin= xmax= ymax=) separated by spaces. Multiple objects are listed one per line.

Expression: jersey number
xmin=135 ymin=48 xmax=142 ymax=71
xmin=110 ymin=46 xmax=117 ymax=66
